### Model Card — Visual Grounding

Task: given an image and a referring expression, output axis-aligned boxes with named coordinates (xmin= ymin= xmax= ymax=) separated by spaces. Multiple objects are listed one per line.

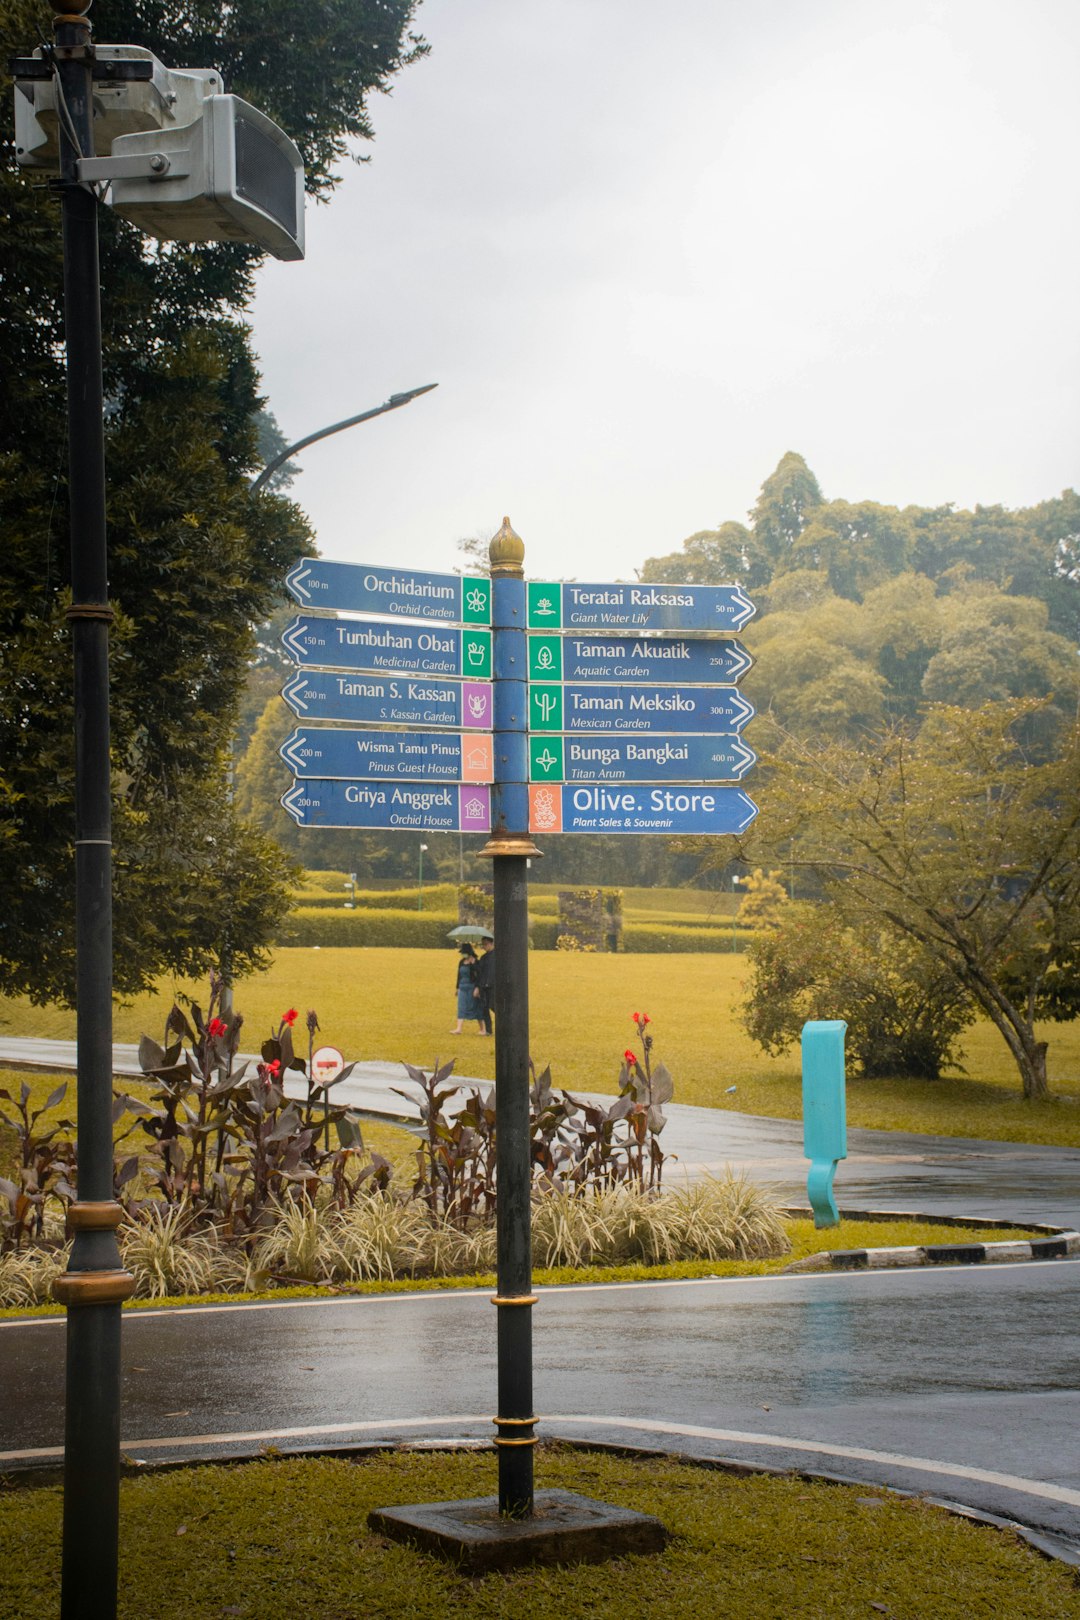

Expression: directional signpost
xmin=276 ymin=535 xmax=759 ymax=1546
xmin=526 ymin=579 xmax=755 ymax=632
xmin=528 ymin=732 xmax=756 ymax=783
xmin=282 ymin=615 xmax=491 ymax=679
xmin=528 ymin=681 xmax=754 ymax=734
xmin=529 ymin=782 xmax=759 ymax=836
xmin=528 ymin=632 xmax=752 ymax=685
xmin=282 ymin=779 xmax=492 ymax=832
xmin=282 ymin=726 xmax=493 ymax=782
xmin=281 ymin=670 xmax=493 ymax=730
xmin=287 ymin=559 xmax=491 ymax=623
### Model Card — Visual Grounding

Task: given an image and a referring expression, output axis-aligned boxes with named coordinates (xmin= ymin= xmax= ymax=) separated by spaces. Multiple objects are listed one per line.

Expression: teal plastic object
xmin=801 ymin=1020 xmax=847 ymax=1228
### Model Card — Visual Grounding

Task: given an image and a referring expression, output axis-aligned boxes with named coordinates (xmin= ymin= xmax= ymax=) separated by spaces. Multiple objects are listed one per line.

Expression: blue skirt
xmin=457 ymin=984 xmax=478 ymax=1019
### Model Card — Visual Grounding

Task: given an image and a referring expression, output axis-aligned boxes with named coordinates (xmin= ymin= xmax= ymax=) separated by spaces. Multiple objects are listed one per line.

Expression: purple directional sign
xmin=286 ymin=560 xmax=491 ymax=625
xmin=281 ymin=670 xmax=492 ymax=731
xmin=281 ymin=615 xmax=491 ymax=680
xmin=281 ymin=779 xmax=491 ymax=833
xmin=281 ymin=728 xmax=493 ymax=783
xmin=526 ymin=580 xmax=755 ymax=633
xmin=528 ymin=633 xmax=752 ymax=685
xmin=529 ymin=783 xmax=758 ymax=836
xmin=529 ymin=733 xmax=756 ymax=784
xmin=529 ymin=682 xmax=753 ymax=734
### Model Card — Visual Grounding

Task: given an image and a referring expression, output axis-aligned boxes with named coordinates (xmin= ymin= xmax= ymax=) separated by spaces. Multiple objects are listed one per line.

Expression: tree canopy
xmin=0 ymin=0 xmax=425 ymax=1002
xmin=729 ymin=703 xmax=1080 ymax=1099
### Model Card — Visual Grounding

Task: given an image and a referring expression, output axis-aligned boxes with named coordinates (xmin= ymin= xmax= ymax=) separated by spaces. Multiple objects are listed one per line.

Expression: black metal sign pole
xmin=480 ymin=519 xmax=541 ymax=1516
xmin=48 ymin=5 xmax=135 ymax=1616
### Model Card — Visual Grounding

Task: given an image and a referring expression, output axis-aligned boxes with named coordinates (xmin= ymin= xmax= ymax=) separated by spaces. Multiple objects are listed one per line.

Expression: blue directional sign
xmin=529 ymin=783 xmax=758 ymax=836
xmin=526 ymin=580 xmax=755 ymax=633
xmin=280 ymin=670 xmax=493 ymax=731
xmin=281 ymin=728 xmax=493 ymax=783
xmin=281 ymin=616 xmax=492 ymax=680
xmin=529 ymin=682 xmax=753 ymax=734
xmin=282 ymin=779 xmax=492 ymax=833
xmin=528 ymin=633 xmax=752 ymax=686
xmin=286 ymin=560 xmax=491 ymax=625
xmin=529 ymin=733 xmax=756 ymax=784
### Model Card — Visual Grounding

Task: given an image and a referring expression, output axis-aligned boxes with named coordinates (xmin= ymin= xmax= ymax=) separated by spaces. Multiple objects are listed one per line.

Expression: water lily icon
xmin=533 ymin=595 xmax=556 ymax=616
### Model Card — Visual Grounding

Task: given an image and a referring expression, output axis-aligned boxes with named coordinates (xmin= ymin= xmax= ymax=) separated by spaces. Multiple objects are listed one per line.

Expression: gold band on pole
xmin=490 ymin=1294 xmax=537 ymax=1307
xmin=67 ymin=1200 xmax=125 ymax=1232
xmin=53 ymin=1269 xmax=136 ymax=1307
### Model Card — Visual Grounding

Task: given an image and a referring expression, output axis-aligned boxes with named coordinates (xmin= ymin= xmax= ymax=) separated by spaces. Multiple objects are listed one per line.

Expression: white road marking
xmin=3 ymin=1256 xmax=1071 ymax=1330
xmin=3 ymin=1412 xmax=1080 ymax=1513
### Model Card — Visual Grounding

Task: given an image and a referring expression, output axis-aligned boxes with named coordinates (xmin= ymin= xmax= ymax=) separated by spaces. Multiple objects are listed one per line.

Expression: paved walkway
xmin=2 ymin=1038 xmax=1078 ymax=1226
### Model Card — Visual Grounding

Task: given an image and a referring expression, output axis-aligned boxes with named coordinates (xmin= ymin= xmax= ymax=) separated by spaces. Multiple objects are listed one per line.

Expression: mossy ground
xmin=3 ymin=948 xmax=1077 ymax=1144
xmin=1 ymin=1448 xmax=1077 ymax=1618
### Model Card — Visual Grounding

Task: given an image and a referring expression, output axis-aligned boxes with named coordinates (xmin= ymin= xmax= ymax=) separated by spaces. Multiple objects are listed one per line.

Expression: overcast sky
xmin=250 ymin=0 xmax=1080 ymax=584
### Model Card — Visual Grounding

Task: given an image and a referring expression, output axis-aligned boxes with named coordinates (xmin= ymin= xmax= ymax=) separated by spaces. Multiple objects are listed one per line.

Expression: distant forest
xmin=237 ymin=454 xmax=1080 ymax=884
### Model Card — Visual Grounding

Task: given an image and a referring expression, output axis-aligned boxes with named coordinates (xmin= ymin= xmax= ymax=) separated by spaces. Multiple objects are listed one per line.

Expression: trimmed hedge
xmin=294 ymin=884 xmax=459 ymax=912
xmin=279 ymin=907 xmax=457 ymax=949
xmin=279 ymin=908 xmax=756 ymax=953
xmin=622 ymin=922 xmax=758 ymax=953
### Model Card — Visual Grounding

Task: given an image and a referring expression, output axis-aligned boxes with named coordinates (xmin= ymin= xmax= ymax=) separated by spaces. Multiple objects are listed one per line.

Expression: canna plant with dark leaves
xmin=134 ymin=978 xmax=375 ymax=1234
xmin=619 ymin=1012 xmax=673 ymax=1192
xmin=0 ymin=1079 xmax=76 ymax=1251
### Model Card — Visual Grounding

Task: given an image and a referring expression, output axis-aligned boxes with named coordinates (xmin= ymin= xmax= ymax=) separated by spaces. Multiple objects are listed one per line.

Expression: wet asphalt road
xmin=4 ymin=1259 xmax=1080 ymax=1548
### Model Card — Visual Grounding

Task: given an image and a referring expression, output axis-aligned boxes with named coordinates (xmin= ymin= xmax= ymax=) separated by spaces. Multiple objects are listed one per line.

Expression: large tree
xmin=724 ymin=702 xmax=1080 ymax=1101
xmin=0 ymin=0 xmax=426 ymax=1001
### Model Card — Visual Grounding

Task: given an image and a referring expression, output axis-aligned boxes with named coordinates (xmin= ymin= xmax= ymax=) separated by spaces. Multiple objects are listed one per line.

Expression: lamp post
xmin=418 ymin=843 xmax=429 ymax=910
xmin=249 ymin=384 xmax=437 ymax=494
xmin=731 ymin=873 xmax=745 ymax=954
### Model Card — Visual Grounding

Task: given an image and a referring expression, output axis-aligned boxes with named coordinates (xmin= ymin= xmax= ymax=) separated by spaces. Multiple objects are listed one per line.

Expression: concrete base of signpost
xmin=369 ymin=1489 xmax=669 ymax=1574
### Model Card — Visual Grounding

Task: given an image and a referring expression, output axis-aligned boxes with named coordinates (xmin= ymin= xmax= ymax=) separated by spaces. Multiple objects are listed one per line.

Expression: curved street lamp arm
xmin=249 ymin=382 xmax=438 ymax=495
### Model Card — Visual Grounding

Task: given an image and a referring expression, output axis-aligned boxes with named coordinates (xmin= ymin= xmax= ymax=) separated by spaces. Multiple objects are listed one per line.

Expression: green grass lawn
xmin=2 ymin=948 xmax=1078 ymax=1145
xmin=2 ymin=1448 xmax=1078 ymax=1619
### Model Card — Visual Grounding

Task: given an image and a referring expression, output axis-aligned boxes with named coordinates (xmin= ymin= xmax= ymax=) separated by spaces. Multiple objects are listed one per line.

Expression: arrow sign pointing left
xmin=281 ymin=728 xmax=493 ymax=782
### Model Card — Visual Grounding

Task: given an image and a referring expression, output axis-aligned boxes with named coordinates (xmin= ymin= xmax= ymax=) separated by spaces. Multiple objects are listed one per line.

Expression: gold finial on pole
xmin=488 ymin=515 xmax=524 ymax=578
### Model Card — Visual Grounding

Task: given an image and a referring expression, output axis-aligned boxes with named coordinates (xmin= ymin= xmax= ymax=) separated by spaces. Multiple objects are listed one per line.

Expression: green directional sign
xmin=529 ymin=683 xmax=564 ymax=731
xmin=461 ymin=629 xmax=492 ymax=680
xmin=527 ymin=581 xmax=562 ymax=629
xmin=529 ymin=736 xmax=564 ymax=781
xmin=528 ymin=634 xmax=562 ymax=681
xmin=461 ymin=575 xmax=492 ymax=625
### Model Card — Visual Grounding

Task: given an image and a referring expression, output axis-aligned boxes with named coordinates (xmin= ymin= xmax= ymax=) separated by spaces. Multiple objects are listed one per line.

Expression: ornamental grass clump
xmin=0 ymin=1242 xmax=69 ymax=1306
xmin=120 ymin=1203 xmax=226 ymax=1299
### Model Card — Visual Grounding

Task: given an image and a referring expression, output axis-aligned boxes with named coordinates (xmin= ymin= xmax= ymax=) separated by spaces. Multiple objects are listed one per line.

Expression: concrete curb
xmin=782 ymin=1229 xmax=1080 ymax=1274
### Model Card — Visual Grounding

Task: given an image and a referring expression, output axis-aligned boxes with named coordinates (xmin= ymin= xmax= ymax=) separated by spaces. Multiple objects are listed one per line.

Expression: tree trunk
xmin=1019 ymin=1038 xmax=1050 ymax=1102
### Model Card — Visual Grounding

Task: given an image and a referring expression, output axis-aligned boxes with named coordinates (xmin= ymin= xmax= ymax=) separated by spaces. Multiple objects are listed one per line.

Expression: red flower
xmin=282 ymin=1009 xmax=298 ymax=1026
xmin=261 ymin=1059 xmax=281 ymax=1079
xmin=639 ymin=1013 xmax=651 ymax=1026
xmin=623 ymin=1049 xmax=637 ymax=1064
xmin=207 ymin=1017 xmax=228 ymax=1039
xmin=632 ymin=1012 xmax=641 ymax=1024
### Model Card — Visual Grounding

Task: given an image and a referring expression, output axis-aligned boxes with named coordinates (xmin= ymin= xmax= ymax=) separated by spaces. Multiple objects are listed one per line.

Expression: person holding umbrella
xmin=450 ymin=943 xmax=482 ymax=1035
